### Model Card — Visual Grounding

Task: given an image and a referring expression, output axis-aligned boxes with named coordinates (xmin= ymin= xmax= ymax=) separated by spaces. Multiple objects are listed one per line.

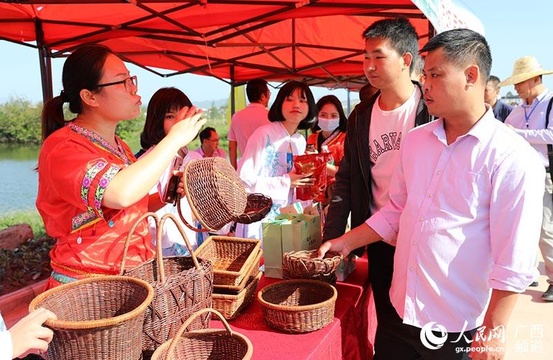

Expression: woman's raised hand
xmin=167 ymin=106 xmax=208 ymax=146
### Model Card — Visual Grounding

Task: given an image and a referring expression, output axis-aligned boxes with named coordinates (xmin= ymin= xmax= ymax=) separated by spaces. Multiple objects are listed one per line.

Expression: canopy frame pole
xmin=230 ymin=63 xmax=236 ymax=116
xmin=35 ymin=19 xmax=53 ymax=103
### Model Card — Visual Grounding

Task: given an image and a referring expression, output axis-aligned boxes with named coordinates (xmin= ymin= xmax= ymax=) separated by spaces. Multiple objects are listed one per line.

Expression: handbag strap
xmin=177 ymin=194 xmax=209 ymax=233
xmin=119 ymin=212 xmax=201 ymax=281
xmin=545 ymin=97 xmax=553 ymax=201
xmin=120 ymin=212 xmax=160 ymax=275
xmin=166 ymin=308 xmax=233 ymax=357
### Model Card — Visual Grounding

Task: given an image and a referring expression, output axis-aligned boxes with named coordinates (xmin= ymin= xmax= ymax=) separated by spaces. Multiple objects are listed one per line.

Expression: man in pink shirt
xmin=319 ymin=29 xmax=544 ymax=360
xmin=228 ymin=78 xmax=271 ymax=169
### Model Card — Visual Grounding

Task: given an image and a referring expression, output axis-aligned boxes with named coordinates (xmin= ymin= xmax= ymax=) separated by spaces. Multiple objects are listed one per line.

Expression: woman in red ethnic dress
xmin=306 ymin=95 xmax=347 ymax=203
xmin=36 ymin=44 xmax=206 ymax=289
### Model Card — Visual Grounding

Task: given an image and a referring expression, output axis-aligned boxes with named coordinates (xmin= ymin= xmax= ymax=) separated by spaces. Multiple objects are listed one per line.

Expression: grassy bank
xmin=0 ymin=209 xmax=46 ymax=236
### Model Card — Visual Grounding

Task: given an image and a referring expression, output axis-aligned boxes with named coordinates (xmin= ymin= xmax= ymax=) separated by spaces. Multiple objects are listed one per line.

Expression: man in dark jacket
xmin=323 ymin=17 xmax=431 ymax=358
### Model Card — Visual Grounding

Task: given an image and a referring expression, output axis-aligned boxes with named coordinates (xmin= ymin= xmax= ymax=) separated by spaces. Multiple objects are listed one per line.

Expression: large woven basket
xmin=257 ymin=279 xmax=337 ymax=333
xmin=194 ymin=236 xmax=261 ymax=287
xmin=151 ymin=308 xmax=253 ymax=360
xmin=28 ymin=276 xmax=153 ymax=360
xmin=233 ymin=193 xmax=273 ymax=224
xmin=282 ymin=249 xmax=343 ymax=283
xmin=121 ymin=212 xmax=214 ymax=357
xmin=181 ymin=157 xmax=247 ymax=232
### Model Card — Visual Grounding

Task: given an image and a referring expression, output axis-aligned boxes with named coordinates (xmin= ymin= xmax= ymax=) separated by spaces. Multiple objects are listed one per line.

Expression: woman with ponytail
xmin=37 ymin=44 xmax=206 ymax=289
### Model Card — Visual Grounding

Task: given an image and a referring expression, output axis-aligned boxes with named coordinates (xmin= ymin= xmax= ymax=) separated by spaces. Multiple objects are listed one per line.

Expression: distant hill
xmin=194 ymin=98 xmax=228 ymax=109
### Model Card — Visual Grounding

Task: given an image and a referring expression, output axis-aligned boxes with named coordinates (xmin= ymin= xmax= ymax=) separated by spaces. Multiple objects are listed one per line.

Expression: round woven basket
xmin=257 ymin=279 xmax=337 ymax=333
xmin=234 ymin=193 xmax=273 ymax=224
xmin=151 ymin=308 xmax=253 ymax=360
xmin=282 ymin=249 xmax=343 ymax=283
xmin=28 ymin=276 xmax=154 ymax=360
xmin=182 ymin=157 xmax=247 ymax=231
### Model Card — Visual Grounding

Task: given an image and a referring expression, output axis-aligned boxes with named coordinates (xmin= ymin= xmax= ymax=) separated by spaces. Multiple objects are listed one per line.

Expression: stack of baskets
xmin=194 ymin=236 xmax=262 ymax=319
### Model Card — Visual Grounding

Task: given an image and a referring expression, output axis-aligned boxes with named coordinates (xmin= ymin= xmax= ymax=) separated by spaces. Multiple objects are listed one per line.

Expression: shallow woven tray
xmin=214 ymin=249 xmax=262 ymax=293
xmin=282 ymin=249 xmax=343 ymax=283
xmin=194 ymin=236 xmax=261 ymax=287
xmin=151 ymin=308 xmax=253 ymax=360
xmin=29 ymin=276 xmax=154 ymax=360
xmin=212 ymin=271 xmax=262 ymax=320
xmin=234 ymin=193 xmax=272 ymax=224
xmin=257 ymin=279 xmax=337 ymax=333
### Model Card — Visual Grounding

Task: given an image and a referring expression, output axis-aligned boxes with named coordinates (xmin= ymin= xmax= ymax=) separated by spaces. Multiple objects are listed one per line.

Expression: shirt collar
xmin=432 ymin=104 xmax=496 ymax=144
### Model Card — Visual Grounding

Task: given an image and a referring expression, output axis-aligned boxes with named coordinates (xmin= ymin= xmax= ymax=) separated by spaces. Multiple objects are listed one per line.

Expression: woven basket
xmin=212 ymin=271 xmax=262 ymax=320
xmin=151 ymin=308 xmax=253 ymax=360
xmin=181 ymin=157 xmax=247 ymax=232
xmin=195 ymin=236 xmax=261 ymax=287
xmin=121 ymin=212 xmax=214 ymax=356
xmin=28 ymin=276 xmax=153 ymax=360
xmin=213 ymin=249 xmax=262 ymax=293
xmin=257 ymin=279 xmax=337 ymax=333
xmin=282 ymin=250 xmax=343 ymax=283
xmin=233 ymin=193 xmax=273 ymax=224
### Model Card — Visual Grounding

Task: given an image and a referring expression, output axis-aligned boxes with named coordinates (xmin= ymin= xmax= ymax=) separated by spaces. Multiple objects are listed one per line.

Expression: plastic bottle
xmin=321 ymin=145 xmax=334 ymax=165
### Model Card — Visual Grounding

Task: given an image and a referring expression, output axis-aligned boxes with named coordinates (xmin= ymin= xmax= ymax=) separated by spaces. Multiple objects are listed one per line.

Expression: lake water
xmin=0 ymin=145 xmax=39 ymax=214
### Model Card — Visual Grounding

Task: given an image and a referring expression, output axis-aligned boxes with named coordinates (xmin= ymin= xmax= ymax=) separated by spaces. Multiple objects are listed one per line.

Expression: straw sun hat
xmin=499 ymin=56 xmax=553 ymax=87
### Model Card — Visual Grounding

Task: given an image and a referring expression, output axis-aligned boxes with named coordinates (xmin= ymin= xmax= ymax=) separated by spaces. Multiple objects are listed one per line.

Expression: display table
xmin=212 ymin=255 xmax=377 ymax=360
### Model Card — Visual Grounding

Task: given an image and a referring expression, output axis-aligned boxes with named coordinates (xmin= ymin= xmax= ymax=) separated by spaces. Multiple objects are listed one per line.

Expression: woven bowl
xmin=257 ymin=279 xmax=337 ymax=333
xmin=282 ymin=249 xmax=343 ymax=283
xmin=234 ymin=193 xmax=273 ymax=224
xmin=183 ymin=157 xmax=247 ymax=231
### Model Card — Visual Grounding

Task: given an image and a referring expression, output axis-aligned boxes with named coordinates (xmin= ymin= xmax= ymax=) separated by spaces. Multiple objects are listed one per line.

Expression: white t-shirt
xmin=369 ymin=86 xmax=421 ymax=213
xmin=144 ymin=148 xmax=203 ymax=255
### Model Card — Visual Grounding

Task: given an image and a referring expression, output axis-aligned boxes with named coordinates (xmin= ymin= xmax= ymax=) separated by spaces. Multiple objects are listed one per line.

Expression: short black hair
xmin=420 ymin=28 xmax=491 ymax=83
xmin=487 ymin=75 xmax=501 ymax=89
xmin=268 ymin=80 xmax=317 ymax=130
xmin=363 ymin=17 xmax=419 ymax=74
xmin=199 ymin=127 xmax=216 ymax=143
xmin=246 ymin=78 xmax=269 ymax=102
xmin=140 ymin=87 xmax=193 ymax=150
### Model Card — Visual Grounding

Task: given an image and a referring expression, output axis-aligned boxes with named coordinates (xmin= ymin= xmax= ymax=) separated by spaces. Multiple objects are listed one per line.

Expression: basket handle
xmin=165 ymin=308 xmax=235 ymax=358
xmin=119 ymin=211 xmax=160 ymax=275
xmin=176 ymin=193 xmax=210 ymax=233
xmin=158 ymin=213 xmax=202 ymax=278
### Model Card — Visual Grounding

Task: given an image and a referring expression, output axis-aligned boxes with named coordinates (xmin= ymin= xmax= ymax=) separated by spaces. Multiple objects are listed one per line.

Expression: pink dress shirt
xmin=366 ymin=108 xmax=545 ymax=332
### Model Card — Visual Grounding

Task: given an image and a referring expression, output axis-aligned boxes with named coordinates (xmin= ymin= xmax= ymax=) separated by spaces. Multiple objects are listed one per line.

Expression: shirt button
xmin=418 ymin=217 xmax=424 ymax=221
xmin=427 ymin=193 xmax=433 ymax=198
xmin=412 ymin=241 xmax=417 ymax=246
xmin=409 ymin=267 xmax=415 ymax=272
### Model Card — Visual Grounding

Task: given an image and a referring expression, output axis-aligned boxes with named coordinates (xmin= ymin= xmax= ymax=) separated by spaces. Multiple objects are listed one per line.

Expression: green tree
xmin=0 ymin=97 xmax=42 ymax=144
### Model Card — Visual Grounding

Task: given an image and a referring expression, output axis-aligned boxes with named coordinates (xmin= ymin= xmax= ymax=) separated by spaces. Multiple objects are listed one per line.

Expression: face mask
xmin=317 ymin=117 xmax=340 ymax=132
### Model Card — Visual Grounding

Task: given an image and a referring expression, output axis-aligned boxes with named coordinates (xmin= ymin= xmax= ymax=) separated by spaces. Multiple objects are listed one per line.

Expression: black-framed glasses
xmin=96 ymin=75 xmax=138 ymax=91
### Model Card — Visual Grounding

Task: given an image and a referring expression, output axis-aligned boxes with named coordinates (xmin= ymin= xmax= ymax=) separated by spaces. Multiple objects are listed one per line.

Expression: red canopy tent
xmin=0 ymin=1 xmax=441 ymax=104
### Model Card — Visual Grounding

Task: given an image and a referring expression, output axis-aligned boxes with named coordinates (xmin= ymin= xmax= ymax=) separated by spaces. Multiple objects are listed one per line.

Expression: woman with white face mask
xmin=307 ymin=95 xmax=347 ymax=179
xmin=306 ymin=95 xmax=347 ymax=206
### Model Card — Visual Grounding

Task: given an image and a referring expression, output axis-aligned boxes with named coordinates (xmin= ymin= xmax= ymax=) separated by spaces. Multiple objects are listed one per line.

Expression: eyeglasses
xmin=97 ymin=75 xmax=138 ymax=91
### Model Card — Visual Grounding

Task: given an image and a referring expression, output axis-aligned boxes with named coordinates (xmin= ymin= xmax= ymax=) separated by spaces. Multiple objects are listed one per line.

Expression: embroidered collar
xmin=67 ymin=121 xmax=132 ymax=165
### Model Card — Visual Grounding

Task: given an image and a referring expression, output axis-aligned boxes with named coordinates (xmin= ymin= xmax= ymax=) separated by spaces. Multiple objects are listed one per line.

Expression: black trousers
xmin=368 ymin=242 xmax=474 ymax=360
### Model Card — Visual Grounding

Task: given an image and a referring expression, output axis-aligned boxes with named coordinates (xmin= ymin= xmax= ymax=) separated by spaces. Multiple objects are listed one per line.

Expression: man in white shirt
xmin=228 ymin=78 xmax=271 ymax=169
xmin=319 ymin=29 xmax=544 ymax=360
xmin=501 ymin=56 xmax=553 ymax=302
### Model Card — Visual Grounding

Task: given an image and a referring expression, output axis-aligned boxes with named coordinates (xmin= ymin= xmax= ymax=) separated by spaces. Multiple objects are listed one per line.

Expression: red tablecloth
xmin=212 ymin=256 xmax=377 ymax=360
